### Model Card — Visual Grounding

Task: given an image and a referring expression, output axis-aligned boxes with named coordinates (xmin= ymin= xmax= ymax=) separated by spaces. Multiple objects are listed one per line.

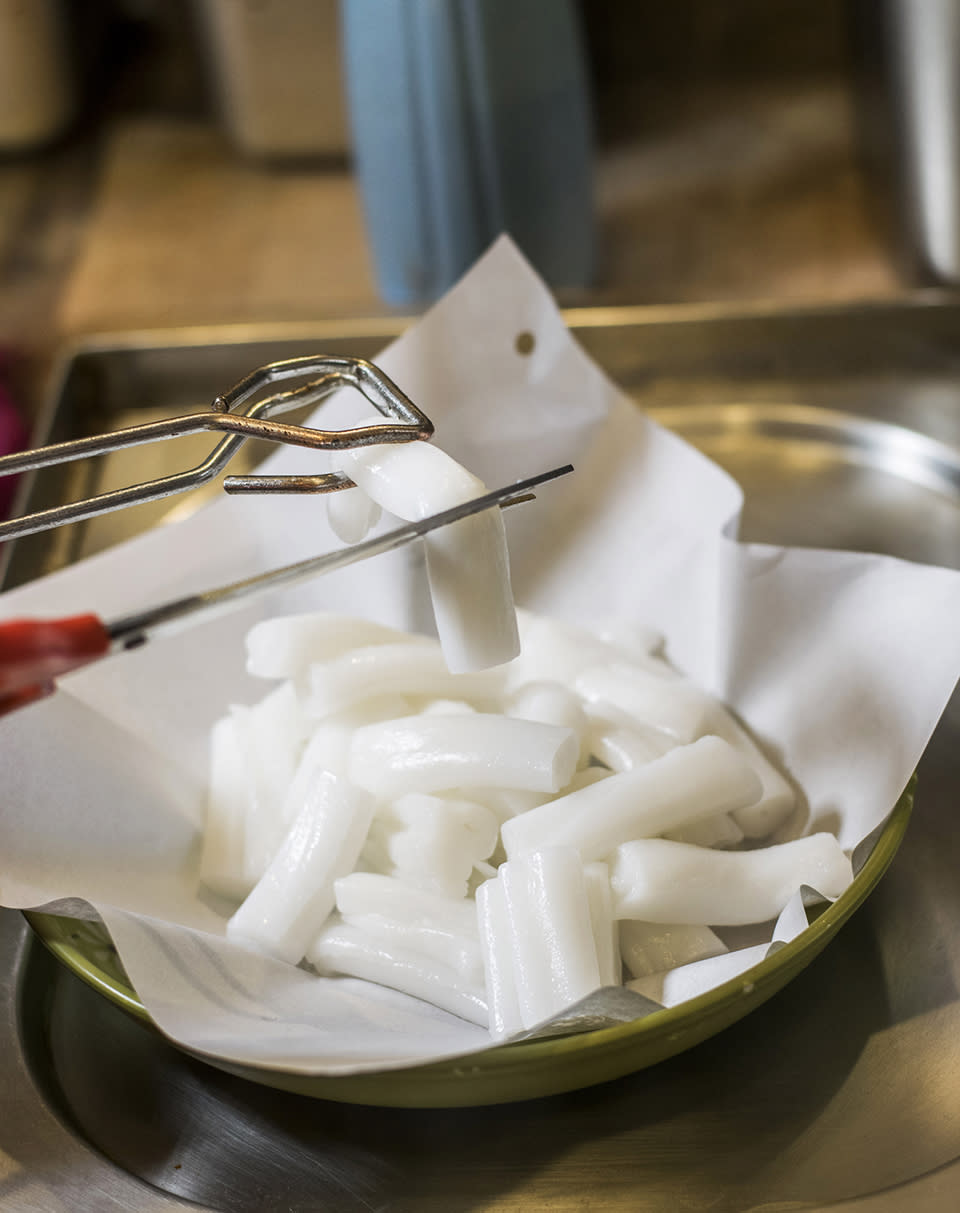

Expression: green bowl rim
xmin=25 ymin=779 xmax=914 ymax=1090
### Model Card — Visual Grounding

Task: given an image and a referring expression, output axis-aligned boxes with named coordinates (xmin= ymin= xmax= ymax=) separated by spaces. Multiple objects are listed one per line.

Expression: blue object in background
xmin=340 ymin=0 xmax=596 ymax=306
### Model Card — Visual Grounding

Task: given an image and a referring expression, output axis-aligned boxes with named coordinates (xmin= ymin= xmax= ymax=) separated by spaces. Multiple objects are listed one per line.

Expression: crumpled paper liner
xmin=2 ymin=237 xmax=960 ymax=1074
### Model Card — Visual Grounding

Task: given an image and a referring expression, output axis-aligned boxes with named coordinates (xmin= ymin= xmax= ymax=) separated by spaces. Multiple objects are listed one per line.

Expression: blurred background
xmin=0 ymin=0 xmax=949 ymax=424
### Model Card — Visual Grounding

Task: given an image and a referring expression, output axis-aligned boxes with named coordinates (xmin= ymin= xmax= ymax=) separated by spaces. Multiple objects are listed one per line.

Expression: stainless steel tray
xmin=6 ymin=300 xmax=960 ymax=1211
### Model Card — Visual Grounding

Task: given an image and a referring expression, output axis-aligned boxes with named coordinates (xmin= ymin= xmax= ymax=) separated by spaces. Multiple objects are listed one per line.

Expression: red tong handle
xmin=0 ymin=614 xmax=112 ymax=713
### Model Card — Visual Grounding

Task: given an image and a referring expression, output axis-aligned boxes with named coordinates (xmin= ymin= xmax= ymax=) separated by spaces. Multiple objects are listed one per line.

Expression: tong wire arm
xmin=0 ymin=357 xmax=434 ymax=542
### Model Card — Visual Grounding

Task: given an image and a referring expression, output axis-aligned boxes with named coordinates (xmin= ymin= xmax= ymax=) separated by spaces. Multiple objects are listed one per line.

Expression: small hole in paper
xmin=515 ymin=331 xmax=536 ymax=356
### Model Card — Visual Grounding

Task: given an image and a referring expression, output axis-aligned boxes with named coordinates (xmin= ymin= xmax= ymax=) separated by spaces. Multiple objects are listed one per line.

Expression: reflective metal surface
xmin=0 ymin=912 xmax=207 ymax=1211
xmin=6 ymin=299 xmax=960 ymax=1209
xmin=854 ymin=0 xmax=960 ymax=285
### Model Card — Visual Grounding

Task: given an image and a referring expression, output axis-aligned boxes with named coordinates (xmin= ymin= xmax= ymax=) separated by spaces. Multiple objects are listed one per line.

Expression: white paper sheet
xmin=2 ymin=236 xmax=960 ymax=1074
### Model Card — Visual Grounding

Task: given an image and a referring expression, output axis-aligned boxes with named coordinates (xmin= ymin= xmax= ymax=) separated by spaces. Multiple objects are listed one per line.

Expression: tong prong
xmin=223 ymin=472 xmax=356 ymax=495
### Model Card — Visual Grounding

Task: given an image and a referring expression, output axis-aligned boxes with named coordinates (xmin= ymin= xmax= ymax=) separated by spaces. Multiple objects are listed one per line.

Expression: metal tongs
xmin=0 ymin=355 xmax=438 ymax=541
xmin=0 ymin=355 xmax=573 ymax=713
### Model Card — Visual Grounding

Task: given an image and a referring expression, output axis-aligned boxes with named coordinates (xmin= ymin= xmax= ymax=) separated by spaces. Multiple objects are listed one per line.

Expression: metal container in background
xmin=854 ymin=0 xmax=960 ymax=284
xmin=7 ymin=301 xmax=960 ymax=1206
xmin=197 ymin=0 xmax=349 ymax=159
xmin=0 ymin=0 xmax=73 ymax=152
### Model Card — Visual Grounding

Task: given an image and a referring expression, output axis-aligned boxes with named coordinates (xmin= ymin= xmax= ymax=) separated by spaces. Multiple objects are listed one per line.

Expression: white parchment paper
xmin=2 ymin=237 xmax=960 ymax=1074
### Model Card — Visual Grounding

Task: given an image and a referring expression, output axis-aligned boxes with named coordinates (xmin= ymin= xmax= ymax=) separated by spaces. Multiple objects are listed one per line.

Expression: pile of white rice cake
xmin=199 ymin=437 xmax=852 ymax=1038
xmin=201 ymin=609 xmax=852 ymax=1039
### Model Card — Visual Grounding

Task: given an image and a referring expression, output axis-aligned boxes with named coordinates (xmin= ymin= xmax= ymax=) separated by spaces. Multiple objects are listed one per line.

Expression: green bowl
xmin=25 ymin=784 xmax=913 ymax=1108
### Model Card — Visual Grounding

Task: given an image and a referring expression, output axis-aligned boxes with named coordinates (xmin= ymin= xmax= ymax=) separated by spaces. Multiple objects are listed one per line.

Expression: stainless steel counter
xmin=5 ymin=300 xmax=960 ymax=1210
